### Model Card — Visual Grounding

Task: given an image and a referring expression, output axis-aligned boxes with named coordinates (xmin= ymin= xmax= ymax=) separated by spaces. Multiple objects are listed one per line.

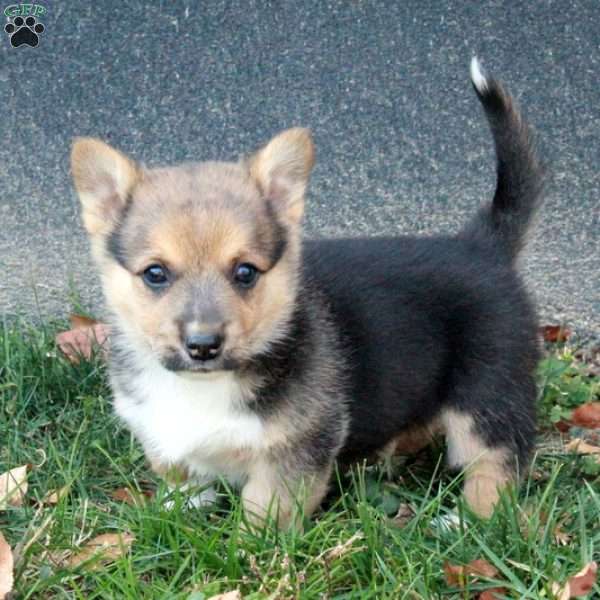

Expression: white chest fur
xmin=113 ymin=360 xmax=265 ymax=482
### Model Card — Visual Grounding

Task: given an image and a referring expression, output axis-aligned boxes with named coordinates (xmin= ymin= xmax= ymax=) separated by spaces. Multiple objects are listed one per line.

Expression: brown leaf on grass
xmin=65 ymin=532 xmax=135 ymax=569
xmin=568 ymin=562 xmax=598 ymax=596
xmin=69 ymin=314 xmax=99 ymax=330
xmin=460 ymin=559 xmax=499 ymax=579
xmin=444 ymin=562 xmax=464 ymax=586
xmin=391 ymin=503 xmax=415 ymax=527
xmin=553 ymin=523 xmax=572 ymax=547
xmin=519 ymin=505 xmax=573 ymax=546
xmin=444 ymin=559 xmax=499 ymax=587
xmin=0 ymin=532 xmax=14 ymax=600
xmin=111 ymin=487 xmax=153 ymax=506
xmin=56 ymin=321 xmax=109 ymax=363
xmin=207 ymin=592 xmax=242 ymax=600
xmin=565 ymin=438 xmax=600 ymax=456
xmin=317 ymin=531 xmax=365 ymax=563
xmin=555 ymin=420 xmax=572 ymax=433
xmin=0 ymin=465 xmax=29 ymax=510
xmin=541 ymin=325 xmax=571 ymax=343
xmin=571 ymin=403 xmax=600 ymax=429
xmin=551 ymin=562 xmax=597 ymax=598
xmin=42 ymin=484 xmax=71 ymax=505
xmin=478 ymin=588 xmax=507 ymax=600
xmin=111 ymin=488 xmax=138 ymax=505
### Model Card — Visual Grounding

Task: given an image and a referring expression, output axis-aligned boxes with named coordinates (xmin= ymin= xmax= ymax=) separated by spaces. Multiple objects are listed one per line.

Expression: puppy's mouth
xmin=160 ymin=349 xmax=240 ymax=374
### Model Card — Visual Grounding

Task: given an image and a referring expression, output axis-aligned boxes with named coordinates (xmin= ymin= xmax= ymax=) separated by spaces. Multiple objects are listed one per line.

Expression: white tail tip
xmin=470 ymin=56 xmax=488 ymax=93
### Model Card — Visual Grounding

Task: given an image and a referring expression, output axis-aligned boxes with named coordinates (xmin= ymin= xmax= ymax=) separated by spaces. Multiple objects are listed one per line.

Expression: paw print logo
xmin=5 ymin=15 xmax=45 ymax=47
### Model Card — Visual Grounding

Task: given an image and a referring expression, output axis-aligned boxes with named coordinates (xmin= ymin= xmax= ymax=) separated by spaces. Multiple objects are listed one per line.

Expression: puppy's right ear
xmin=71 ymin=138 xmax=140 ymax=236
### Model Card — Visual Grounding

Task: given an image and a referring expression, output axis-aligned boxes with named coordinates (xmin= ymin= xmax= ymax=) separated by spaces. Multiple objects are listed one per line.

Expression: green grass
xmin=1 ymin=319 xmax=599 ymax=599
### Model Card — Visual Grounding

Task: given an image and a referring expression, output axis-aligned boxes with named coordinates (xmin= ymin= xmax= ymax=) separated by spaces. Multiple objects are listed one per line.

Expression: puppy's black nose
xmin=185 ymin=333 xmax=223 ymax=361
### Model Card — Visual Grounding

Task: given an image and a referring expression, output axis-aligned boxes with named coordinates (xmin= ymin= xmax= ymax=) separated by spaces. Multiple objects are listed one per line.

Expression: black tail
xmin=462 ymin=58 xmax=545 ymax=262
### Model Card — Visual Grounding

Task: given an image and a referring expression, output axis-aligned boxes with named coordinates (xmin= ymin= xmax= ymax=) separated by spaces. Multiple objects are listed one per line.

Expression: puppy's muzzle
xmin=185 ymin=332 xmax=224 ymax=361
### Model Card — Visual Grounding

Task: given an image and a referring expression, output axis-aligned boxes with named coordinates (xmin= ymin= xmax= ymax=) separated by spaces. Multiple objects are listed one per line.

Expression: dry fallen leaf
xmin=555 ymin=420 xmax=573 ymax=433
xmin=391 ymin=503 xmax=415 ymax=528
xmin=42 ymin=484 xmax=71 ymax=505
xmin=111 ymin=487 xmax=152 ymax=506
xmin=519 ymin=505 xmax=573 ymax=547
xmin=444 ymin=562 xmax=464 ymax=586
xmin=461 ymin=559 xmax=499 ymax=579
xmin=551 ymin=562 xmax=597 ymax=599
xmin=66 ymin=532 xmax=135 ymax=569
xmin=56 ymin=321 xmax=110 ymax=363
xmin=570 ymin=403 xmax=600 ymax=430
xmin=314 ymin=532 xmax=364 ymax=566
xmin=111 ymin=488 xmax=138 ymax=505
xmin=207 ymin=592 xmax=242 ymax=600
xmin=69 ymin=314 xmax=100 ymax=329
xmin=318 ymin=531 xmax=365 ymax=563
xmin=568 ymin=562 xmax=597 ymax=596
xmin=0 ymin=532 xmax=14 ymax=600
xmin=565 ymin=438 xmax=600 ymax=456
xmin=0 ymin=465 xmax=29 ymax=510
xmin=541 ymin=325 xmax=571 ymax=343
xmin=444 ymin=559 xmax=499 ymax=587
xmin=553 ymin=523 xmax=572 ymax=547
xmin=479 ymin=588 xmax=507 ymax=600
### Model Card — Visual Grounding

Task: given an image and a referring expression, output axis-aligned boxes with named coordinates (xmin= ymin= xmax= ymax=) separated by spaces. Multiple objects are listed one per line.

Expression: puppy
xmin=71 ymin=59 xmax=544 ymax=527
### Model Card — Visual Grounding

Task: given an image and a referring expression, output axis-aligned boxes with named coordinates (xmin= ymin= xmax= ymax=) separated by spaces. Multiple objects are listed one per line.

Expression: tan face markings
xmin=143 ymin=210 xmax=256 ymax=275
xmin=75 ymin=131 xmax=311 ymax=369
xmin=98 ymin=176 xmax=302 ymax=366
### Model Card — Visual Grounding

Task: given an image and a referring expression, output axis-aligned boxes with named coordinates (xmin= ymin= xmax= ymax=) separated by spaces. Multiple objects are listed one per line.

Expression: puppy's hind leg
xmin=441 ymin=389 xmax=535 ymax=518
xmin=442 ymin=409 xmax=510 ymax=517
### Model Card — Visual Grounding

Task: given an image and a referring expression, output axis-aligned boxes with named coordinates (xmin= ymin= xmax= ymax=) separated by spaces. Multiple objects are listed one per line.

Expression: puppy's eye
xmin=142 ymin=264 xmax=170 ymax=289
xmin=233 ymin=263 xmax=259 ymax=288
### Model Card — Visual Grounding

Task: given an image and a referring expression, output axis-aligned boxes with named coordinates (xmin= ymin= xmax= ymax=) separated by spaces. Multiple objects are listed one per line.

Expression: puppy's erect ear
xmin=71 ymin=138 xmax=140 ymax=236
xmin=248 ymin=128 xmax=315 ymax=224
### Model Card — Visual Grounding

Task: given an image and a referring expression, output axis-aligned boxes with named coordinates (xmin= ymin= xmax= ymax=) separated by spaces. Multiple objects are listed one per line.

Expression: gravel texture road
xmin=1 ymin=1 xmax=598 ymax=339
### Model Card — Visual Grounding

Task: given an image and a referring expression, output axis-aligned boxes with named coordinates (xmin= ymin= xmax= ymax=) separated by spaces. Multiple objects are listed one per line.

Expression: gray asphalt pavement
xmin=1 ymin=1 xmax=598 ymax=339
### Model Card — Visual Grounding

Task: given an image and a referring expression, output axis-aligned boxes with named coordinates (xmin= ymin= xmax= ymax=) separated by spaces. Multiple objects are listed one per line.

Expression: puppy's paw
xmin=187 ymin=486 xmax=218 ymax=508
xmin=430 ymin=510 xmax=462 ymax=532
xmin=163 ymin=485 xmax=217 ymax=511
xmin=463 ymin=474 xmax=506 ymax=518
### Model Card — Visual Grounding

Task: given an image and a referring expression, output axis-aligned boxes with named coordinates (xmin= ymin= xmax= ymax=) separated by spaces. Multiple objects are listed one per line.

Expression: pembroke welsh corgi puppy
xmin=71 ymin=58 xmax=544 ymax=528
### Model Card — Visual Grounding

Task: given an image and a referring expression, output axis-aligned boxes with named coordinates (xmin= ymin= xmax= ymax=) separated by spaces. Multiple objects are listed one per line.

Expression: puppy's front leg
xmin=150 ymin=458 xmax=216 ymax=509
xmin=242 ymin=458 xmax=332 ymax=530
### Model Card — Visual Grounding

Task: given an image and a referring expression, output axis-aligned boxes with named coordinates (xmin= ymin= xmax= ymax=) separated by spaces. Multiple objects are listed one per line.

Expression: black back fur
xmin=295 ymin=66 xmax=544 ymax=469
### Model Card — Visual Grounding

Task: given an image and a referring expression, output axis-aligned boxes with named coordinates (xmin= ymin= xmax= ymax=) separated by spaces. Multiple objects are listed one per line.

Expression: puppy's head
xmin=71 ymin=129 xmax=314 ymax=374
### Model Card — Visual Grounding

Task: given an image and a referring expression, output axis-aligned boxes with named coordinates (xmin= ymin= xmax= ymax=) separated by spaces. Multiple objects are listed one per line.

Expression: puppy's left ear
xmin=248 ymin=128 xmax=315 ymax=224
